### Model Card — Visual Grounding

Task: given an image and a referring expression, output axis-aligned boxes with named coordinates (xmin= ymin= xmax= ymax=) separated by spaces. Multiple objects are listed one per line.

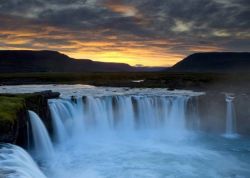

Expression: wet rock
xmin=197 ymin=92 xmax=226 ymax=133
xmin=234 ymin=94 xmax=250 ymax=134
xmin=197 ymin=92 xmax=250 ymax=135
xmin=33 ymin=90 xmax=60 ymax=99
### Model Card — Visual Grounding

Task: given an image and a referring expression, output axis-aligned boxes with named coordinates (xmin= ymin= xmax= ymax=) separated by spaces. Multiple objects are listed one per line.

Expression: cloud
xmin=171 ymin=20 xmax=193 ymax=33
xmin=0 ymin=0 xmax=249 ymax=66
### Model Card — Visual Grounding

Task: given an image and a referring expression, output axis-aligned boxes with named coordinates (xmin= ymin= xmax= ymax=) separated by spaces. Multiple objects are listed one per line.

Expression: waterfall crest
xmin=28 ymin=110 xmax=54 ymax=158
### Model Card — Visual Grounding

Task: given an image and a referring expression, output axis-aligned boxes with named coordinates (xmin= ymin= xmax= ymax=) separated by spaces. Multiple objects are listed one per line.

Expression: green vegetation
xmin=0 ymin=96 xmax=25 ymax=122
xmin=0 ymin=92 xmax=58 ymax=143
xmin=0 ymin=96 xmax=25 ymax=133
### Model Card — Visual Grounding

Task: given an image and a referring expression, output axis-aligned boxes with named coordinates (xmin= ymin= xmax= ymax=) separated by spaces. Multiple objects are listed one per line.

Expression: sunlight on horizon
xmin=61 ymin=50 xmax=185 ymax=67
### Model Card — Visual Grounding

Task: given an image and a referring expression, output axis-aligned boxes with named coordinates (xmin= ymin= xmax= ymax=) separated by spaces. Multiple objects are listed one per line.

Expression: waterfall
xmin=48 ymin=95 xmax=193 ymax=142
xmin=48 ymin=102 xmax=70 ymax=143
xmin=0 ymin=144 xmax=47 ymax=178
xmin=28 ymin=111 xmax=54 ymax=159
xmin=3 ymin=84 xmax=249 ymax=178
xmin=224 ymin=94 xmax=239 ymax=138
xmin=48 ymin=98 xmax=85 ymax=143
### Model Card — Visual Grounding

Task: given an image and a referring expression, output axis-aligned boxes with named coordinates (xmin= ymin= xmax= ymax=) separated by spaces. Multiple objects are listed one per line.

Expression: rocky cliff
xmin=0 ymin=91 xmax=59 ymax=146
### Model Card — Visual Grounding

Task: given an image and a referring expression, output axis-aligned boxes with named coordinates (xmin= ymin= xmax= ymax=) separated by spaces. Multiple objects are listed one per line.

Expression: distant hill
xmin=0 ymin=50 xmax=167 ymax=72
xmin=0 ymin=50 xmax=138 ymax=73
xmin=170 ymin=52 xmax=250 ymax=72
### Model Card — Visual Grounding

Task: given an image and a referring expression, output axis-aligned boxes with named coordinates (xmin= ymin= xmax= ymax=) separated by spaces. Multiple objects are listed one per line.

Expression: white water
xmin=224 ymin=94 xmax=239 ymax=138
xmin=0 ymin=144 xmax=47 ymax=178
xmin=0 ymin=85 xmax=250 ymax=178
xmin=44 ymin=95 xmax=249 ymax=178
xmin=48 ymin=95 xmax=192 ymax=141
xmin=0 ymin=84 xmax=204 ymax=97
xmin=28 ymin=110 xmax=54 ymax=159
xmin=49 ymin=98 xmax=85 ymax=143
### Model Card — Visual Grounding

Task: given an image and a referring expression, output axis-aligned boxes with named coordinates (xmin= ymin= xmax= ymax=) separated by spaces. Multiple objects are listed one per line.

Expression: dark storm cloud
xmin=0 ymin=0 xmax=249 ymax=65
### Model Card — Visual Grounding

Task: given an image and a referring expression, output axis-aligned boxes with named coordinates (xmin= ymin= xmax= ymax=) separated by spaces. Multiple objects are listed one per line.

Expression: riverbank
xmin=1 ymin=72 xmax=250 ymax=93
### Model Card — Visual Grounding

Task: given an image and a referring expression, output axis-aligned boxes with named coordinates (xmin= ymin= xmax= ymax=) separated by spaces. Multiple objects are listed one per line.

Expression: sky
xmin=0 ymin=0 xmax=249 ymax=66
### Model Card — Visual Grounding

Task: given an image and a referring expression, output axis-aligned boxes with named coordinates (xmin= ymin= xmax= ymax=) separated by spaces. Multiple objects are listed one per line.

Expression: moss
xmin=0 ymin=93 xmax=40 ymax=123
xmin=0 ymin=96 xmax=25 ymax=133
xmin=0 ymin=92 xmax=59 ymax=143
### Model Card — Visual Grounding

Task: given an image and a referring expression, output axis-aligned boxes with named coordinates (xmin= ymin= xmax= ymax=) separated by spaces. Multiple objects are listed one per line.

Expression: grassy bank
xmin=0 ymin=91 xmax=59 ymax=143
xmin=0 ymin=96 xmax=25 ymax=124
xmin=0 ymin=95 xmax=25 ymax=140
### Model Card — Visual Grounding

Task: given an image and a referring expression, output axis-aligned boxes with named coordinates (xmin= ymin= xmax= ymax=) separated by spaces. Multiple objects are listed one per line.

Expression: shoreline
xmin=0 ymin=72 xmax=250 ymax=93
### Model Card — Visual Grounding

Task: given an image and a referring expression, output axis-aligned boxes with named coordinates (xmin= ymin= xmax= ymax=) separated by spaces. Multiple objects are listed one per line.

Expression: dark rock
xmin=71 ymin=96 xmax=77 ymax=104
xmin=34 ymin=90 xmax=60 ymax=99
xmin=234 ymin=94 xmax=250 ymax=134
xmin=24 ymin=91 xmax=60 ymax=135
xmin=0 ymin=91 xmax=60 ymax=145
xmin=15 ymin=110 xmax=29 ymax=147
xmin=197 ymin=92 xmax=226 ymax=133
xmin=196 ymin=92 xmax=250 ymax=135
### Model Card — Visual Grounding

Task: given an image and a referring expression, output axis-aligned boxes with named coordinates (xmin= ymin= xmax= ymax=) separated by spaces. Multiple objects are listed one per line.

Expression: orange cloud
xmin=188 ymin=45 xmax=224 ymax=52
xmin=0 ymin=14 xmax=224 ymax=67
xmin=104 ymin=0 xmax=138 ymax=17
xmin=0 ymin=27 xmax=186 ymax=66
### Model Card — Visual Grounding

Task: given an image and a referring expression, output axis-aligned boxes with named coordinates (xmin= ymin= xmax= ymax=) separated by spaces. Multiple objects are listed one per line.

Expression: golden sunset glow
xmin=0 ymin=0 xmax=248 ymax=67
xmin=0 ymin=31 xmax=223 ymax=66
xmin=0 ymin=26 xmax=189 ymax=66
xmin=67 ymin=50 xmax=185 ymax=67
xmin=0 ymin=26 xmax=225 ymax=66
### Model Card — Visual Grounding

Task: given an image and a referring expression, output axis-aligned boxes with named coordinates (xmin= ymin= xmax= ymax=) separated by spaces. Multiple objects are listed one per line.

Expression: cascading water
xmin=28 ymin=110 xmax=54 ymax=159
xmin=0 ymin=85 xmax=250 ymax=178
xmin=48 ymin=95 xmax=192 ymax=141
xmin=0 ymin=144 xmax=47 ymax=178
xmin=49 ymin=98 xmax=85 ymax=143
xmin=224 ymin=94 xmax=239 ymax=138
